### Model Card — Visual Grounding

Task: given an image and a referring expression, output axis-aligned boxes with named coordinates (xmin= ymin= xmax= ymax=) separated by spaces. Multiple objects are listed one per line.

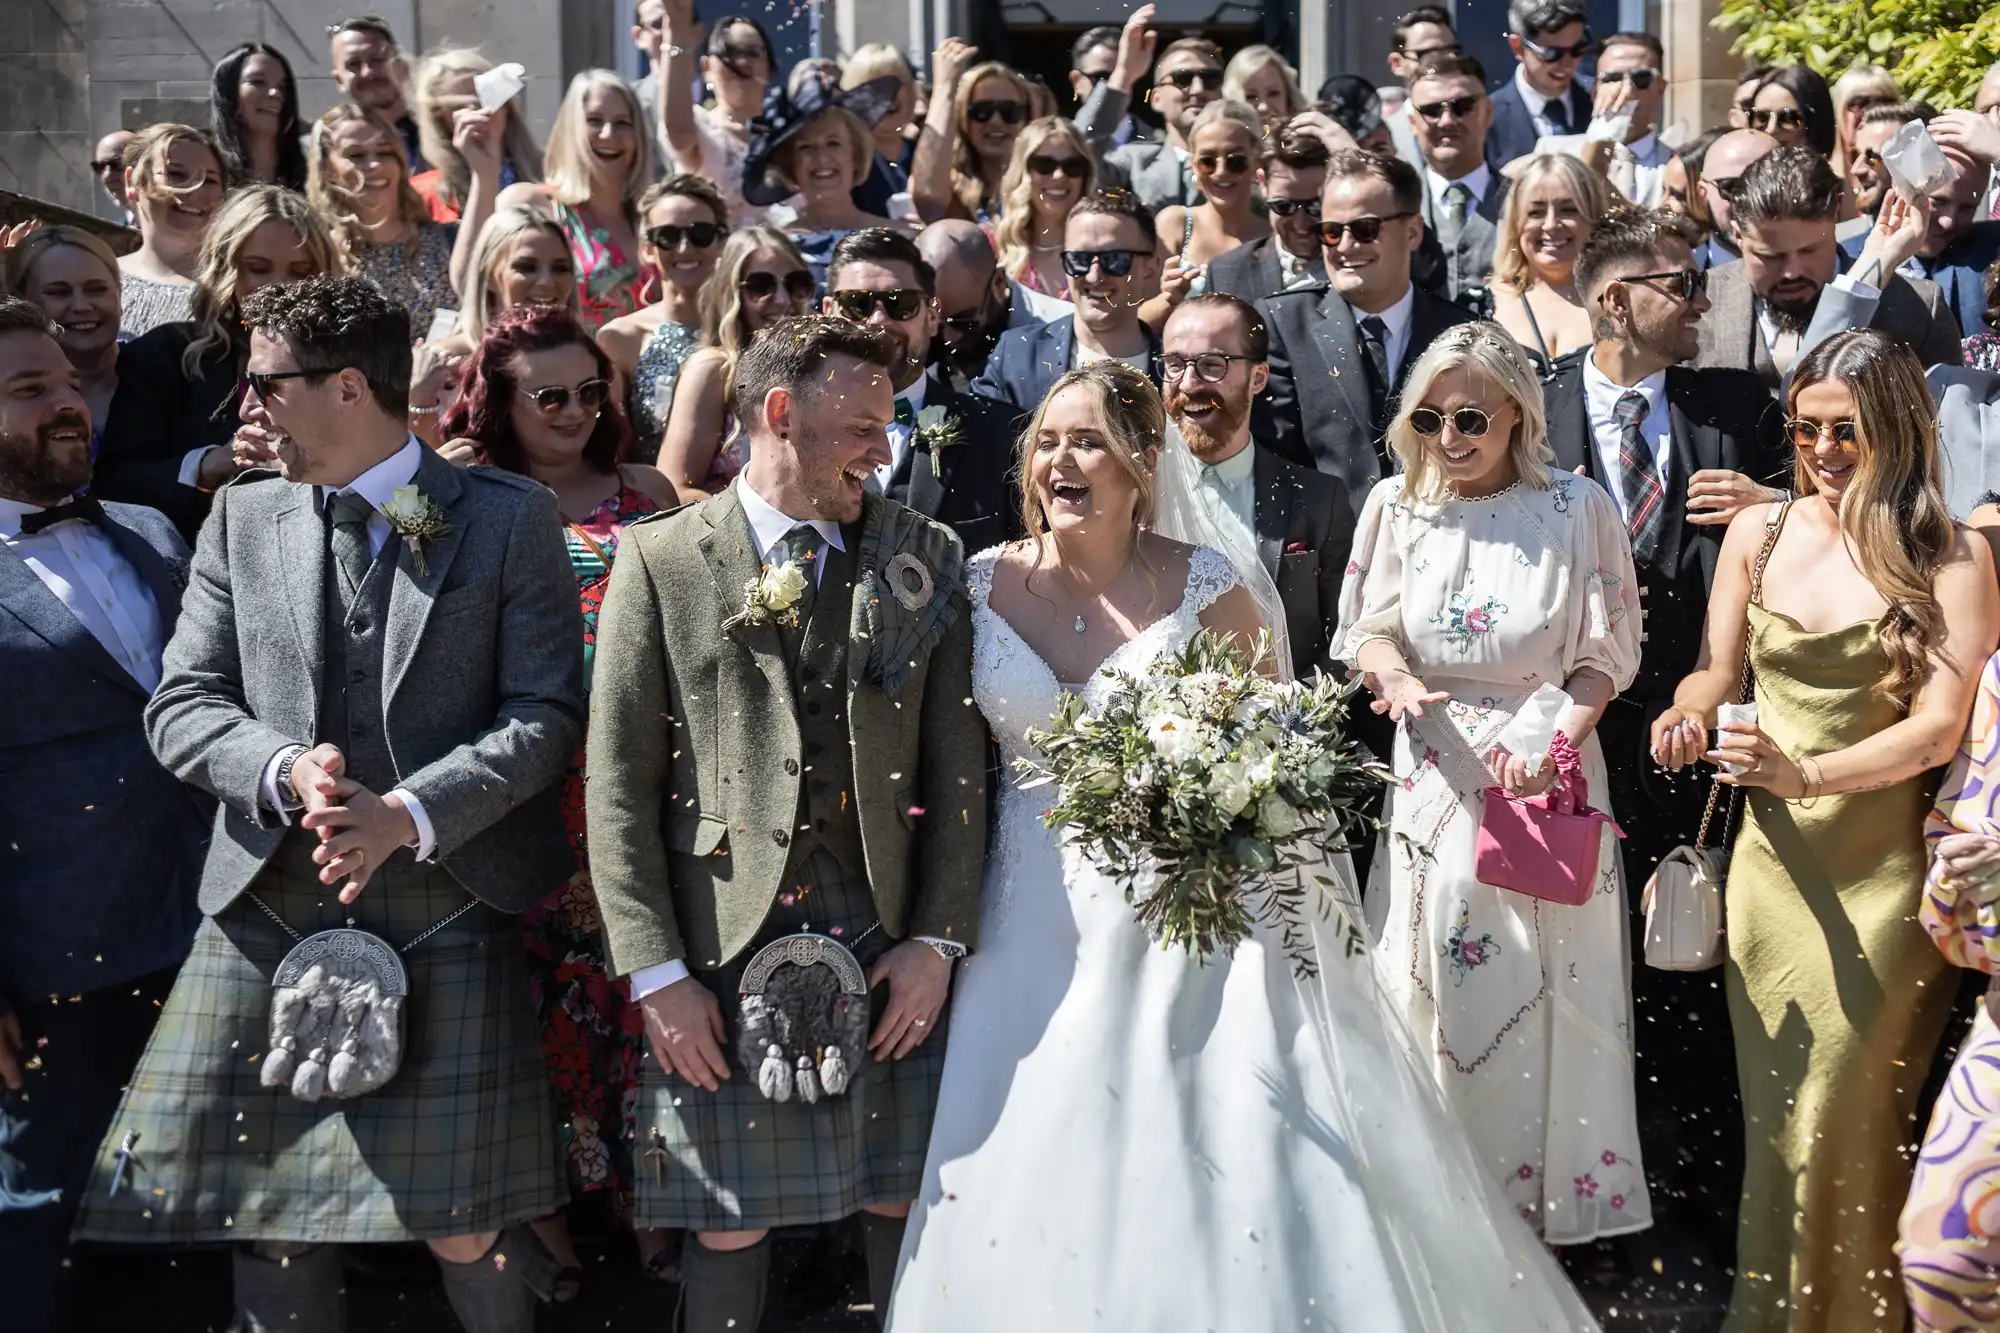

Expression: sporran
xmin=736 ymin=931 xmax=872 ymax=1104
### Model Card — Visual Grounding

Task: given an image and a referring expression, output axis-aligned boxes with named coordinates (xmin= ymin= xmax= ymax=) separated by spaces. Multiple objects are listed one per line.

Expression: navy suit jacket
xmin=0 ymin=501 xmax=209 ymax=1001
xmin=1840 ymin=224 xmax=2000 ymax=340
xmin=1485 ymin=76 xmax=1593 ymax=173
xmin=970 ymin=315 xmax=1163 ymax=426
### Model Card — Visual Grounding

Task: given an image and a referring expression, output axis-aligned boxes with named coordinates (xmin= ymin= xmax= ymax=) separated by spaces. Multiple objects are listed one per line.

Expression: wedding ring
xmin=913 ymin=1019 xmax=927 ymax=1027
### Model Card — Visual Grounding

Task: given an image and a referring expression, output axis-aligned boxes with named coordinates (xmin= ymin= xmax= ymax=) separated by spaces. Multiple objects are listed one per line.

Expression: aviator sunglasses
xmin=519 ymin=378 xmax=609 ymax=416
xmin=1784 ymin=418 xmax=1859 ymax=448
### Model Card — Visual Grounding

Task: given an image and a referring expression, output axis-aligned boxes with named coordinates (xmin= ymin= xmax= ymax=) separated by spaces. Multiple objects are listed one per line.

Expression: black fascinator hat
xmin=740 ymin=66 xmax=901 ymax=207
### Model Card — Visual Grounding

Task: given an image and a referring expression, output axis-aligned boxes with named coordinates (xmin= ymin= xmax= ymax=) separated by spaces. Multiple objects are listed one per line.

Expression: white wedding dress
xmin=887 ymin=544 xmax=1600 ymax=1333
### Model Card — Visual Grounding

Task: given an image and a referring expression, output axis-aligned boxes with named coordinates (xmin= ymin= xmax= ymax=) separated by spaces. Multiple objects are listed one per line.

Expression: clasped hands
xmin=289 ymin=742 xmax=419 ymax=904
xmin=1649 ymin=709 xmax=1810 ymax=797
xmin=638 ymin=940 xmax=954 ymax=1092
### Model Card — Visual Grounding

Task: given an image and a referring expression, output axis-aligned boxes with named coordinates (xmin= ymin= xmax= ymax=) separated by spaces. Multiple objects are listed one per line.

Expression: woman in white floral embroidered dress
xmin=1337 ymin=321 xmax=1651 ymax=1244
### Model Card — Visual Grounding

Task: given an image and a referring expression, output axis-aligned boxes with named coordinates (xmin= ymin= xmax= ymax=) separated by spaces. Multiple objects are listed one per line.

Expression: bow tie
xmin=894 ymin=397 xmax=916 ymax=428
xmin=18 ymin=494 xmax=104 ymax=535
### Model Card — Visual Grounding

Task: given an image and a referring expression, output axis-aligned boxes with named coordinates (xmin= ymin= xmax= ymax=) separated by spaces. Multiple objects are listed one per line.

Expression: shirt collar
xmin=1628 ymin=130 xmax=1660 ymax=160
xmin=1428 ymin=161 xmax=1491 ymax=203
xmin=1583 ymin=346 xmax=1666 ymax=417
xmin=0 ymin=494 xmax=47 ymax=539
xmin=897 ymin=375 xmax=929 ymax=414
xmin=1200 ymin=440 xmax=1257 ymax=486
xmin=1513 ymin=65 xmax=1555 ymax=117
xmin=736 ymin=474 xmax=847 ymax=561
xmin=320 ymin=435 xmax=425 ymax=512
xmin=1370 ymin=283 xmax=1417 ymax=342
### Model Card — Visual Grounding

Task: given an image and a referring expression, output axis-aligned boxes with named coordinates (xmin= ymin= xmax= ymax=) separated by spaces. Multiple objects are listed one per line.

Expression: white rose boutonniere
xmin=380 ymin=484 xmax=451 ymax=577
xmin=911 ymin=404 xmax=963 ymax=453
xmin=727 ymin=558 xmax=809 ymax=631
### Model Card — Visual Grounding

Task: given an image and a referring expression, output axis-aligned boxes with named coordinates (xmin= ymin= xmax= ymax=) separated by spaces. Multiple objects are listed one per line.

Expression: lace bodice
xmin=968 ymin=544 xmax=1242 ymax=765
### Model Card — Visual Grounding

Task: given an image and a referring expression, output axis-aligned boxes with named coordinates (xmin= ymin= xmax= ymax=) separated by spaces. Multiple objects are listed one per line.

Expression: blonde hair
xmin=695 ymin=225 xmax=809 ymax=423
xmin=1386 ymin=321 xmax=1554 ymax=501
xmin=842 ymin=43 xmax=913 ymax=91
xmin=413 ymin=47 xmax=543 ymax=214
xmin=1016 ymin=360 xmax=1163 ymax=545
xmin=306 ymin=104 xmax=430 ymax=267
xmin=462 ymin=206 xmax=578 ymax=333
xmin=1788 ymin=329 xmax=1956 ymax=707
xmin=1190 ymin=98 xmax=1263 ymax=140
xmin=4 ymin=225 xmax=121 ymax=299
xmin=183 ymin=185 xmax=341 ymax=376
xmin=543 ymin=69 xmax=652 ymax=220
xmin=1223 ymin=45 xmax=1308 ymax=121
xmin=952 ymin=62 xmax=1034 ymax=218
xmin=994 ymin=117 xmax=1096 ymax=280
xmin=774 ymin=107 xmax=874 ymax=194
xmin=1491 ymin=152 xmax=1615 ymax=294
xmin=124 ymin=123 xmax=223 ymax=211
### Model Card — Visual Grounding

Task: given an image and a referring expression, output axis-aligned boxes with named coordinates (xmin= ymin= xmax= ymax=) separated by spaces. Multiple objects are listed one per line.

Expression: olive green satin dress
xmin=1723 ymin=603 xmax=1953 ymax=1333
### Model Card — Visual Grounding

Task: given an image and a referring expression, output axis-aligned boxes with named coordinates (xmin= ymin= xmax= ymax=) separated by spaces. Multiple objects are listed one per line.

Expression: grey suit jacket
xmin=1075 ymin=81 xmax=1193 ymax=211
xmin=145 ymin=445 xmax=585 ymax=915
xmin=1420 ymin=171 xmax=1509 ymax=302
xmin=585 ymin=483 xmax=988 ymax=974
xmin=1208 ymin=235 xmax=1324 ymax=303
xmin=1694 ymin=260 xmax=1964 ymax=389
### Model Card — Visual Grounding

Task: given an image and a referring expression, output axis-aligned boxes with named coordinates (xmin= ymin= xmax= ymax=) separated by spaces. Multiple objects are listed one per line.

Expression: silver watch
xmin=922 ymin=938 xmax=969 ymax=962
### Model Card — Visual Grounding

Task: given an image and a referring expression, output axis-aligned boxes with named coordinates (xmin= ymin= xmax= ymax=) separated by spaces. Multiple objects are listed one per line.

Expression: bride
xmin=887 ymin=360 xmax=1599 ymax=1331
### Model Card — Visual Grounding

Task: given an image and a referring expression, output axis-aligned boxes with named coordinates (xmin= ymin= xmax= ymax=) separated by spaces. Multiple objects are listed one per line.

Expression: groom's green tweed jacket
xmin=587 ymin=482 xmax=988 ymax=975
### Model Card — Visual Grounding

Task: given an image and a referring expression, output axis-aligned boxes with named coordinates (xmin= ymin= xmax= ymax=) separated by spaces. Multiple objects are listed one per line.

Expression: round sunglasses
xmin=1195 ymin=151 xmax=1252 ymax=176
xmin=1784 ymin=418 xmax=1858 ymax=448
xmin=740 ymin=270 xmax=817 ymax=302
xmin=1409 ymin=405 xmax=1492 ymax=437
xmin=1028 ymin=153 xmax=1090 ymax=178
xmin=831 ymin=288 xmax=927 ymax=321
xmin=519 ymin=378 xmax=609 ymax=417
xmin=646 ymin=222 xmax=726 ymax=251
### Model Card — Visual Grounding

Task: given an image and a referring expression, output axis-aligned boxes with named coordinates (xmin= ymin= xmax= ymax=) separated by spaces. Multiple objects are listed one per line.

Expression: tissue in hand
xmin=1716 ymin=702 xmax=1758 ymax=775
xmin=1496 ymin=683 xmax=1573 ymax=777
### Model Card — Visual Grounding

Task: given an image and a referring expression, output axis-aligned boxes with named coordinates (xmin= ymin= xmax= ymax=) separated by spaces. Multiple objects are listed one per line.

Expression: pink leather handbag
xmin=1475 ymin=774 xmax=1625 ymax=907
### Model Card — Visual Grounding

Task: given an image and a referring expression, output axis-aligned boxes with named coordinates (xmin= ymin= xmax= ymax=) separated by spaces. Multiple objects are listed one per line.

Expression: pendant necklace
xmin=1047 ymin=550 xmax=1128 ymax=634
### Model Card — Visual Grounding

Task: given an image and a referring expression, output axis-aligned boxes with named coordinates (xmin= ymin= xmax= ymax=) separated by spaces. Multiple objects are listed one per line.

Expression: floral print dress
xmin=554 ymin=201 xmax=658 ymax=333
xmin=520 ymin=482 xmax=661 ymax=1197
xmin=1336 ymin=472 xmax=1650 ymax=1244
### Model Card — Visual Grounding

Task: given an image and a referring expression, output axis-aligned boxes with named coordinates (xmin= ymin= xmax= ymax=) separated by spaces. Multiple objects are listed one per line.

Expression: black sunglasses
xmin=1165 ymin=66 xmax=1225 ymax=91
xmin=1403 ymin=42 xmax=1464 ymax=59
xmin=519 ymin=378 xmax=609 ymax=416
xmin=1706 ymin=173 xmax=1745 ymax=199
xmin=1163 ymin=352 xmax=1253 ymax=383
xmin=1060 ymin=249 xmax=1147 ymax=278
xmin=1413 ymin=95 xmax=1482 ymax=123
xmin=1195 ymin=151 xmax=1252 ymax=176
xmin=1266 ymin=197 xmax=1322 ymax=218
xmin=245 ymin=368 xmax=324 ymax=399
xmin=1517 ymin=31 xmax=1595 ymax=61
xmin=740 ymin=270 xmax=816 ymax=301
xmin=91 ymin=157 xmax=124 ymax=173
xmin=1746 ymin=106 xmax=1805 ymax=132
xmin=1409 ymin=405 xmax=1492 ymax=437
xmin=646 ymin=222 xmax=726 ymax=251
xmin=1598 ymin=68 xmax=1659 ymax=90
xmin=1785 ymin=418 xmax=1859 ymax=448
xmin=832 ymin=287 xmax=927 ymax=322
xmin=1616 ymin=268 xmax=1707 ymax=303
xmin=1317 ymin=212 xmax=1414 ymax=245
xmin=968 ymin=99 xmax=1027 ymax=125
xmin=1028 ymin=153 xmax=1090 ymax=178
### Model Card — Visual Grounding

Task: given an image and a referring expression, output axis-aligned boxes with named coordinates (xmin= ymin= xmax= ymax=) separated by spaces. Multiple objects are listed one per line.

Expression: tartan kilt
xmin=631 ymin=845 xmax=948 ymax=1232
xmin=71 ymin=837 xmax=561 ymax=1245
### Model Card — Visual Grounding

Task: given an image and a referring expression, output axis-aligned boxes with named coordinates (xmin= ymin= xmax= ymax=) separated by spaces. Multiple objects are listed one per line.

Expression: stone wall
xmin=2 ymin=0 xmax=93 ymax=218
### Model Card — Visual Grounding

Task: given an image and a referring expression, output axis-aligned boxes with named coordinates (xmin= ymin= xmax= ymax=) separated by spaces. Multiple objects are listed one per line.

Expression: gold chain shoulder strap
xmin=1694 ymin=500 xmax=1790 ymax=849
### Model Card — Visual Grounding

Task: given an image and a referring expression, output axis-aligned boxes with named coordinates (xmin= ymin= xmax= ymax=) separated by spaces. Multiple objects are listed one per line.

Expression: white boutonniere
xmin=911 ymin=404 xmax=963 ymax=453
xmin=380 ymin=484 xmax=451 ymax=577
xmin=727 ymin=558 xmax=809 ymax=631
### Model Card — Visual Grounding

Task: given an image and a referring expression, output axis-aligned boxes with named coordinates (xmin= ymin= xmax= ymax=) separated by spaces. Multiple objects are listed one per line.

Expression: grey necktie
xmin=1437 ymin=181 xmax=1471 ymax=252
xmin=328 ymin=491 xmax=376 ymax=600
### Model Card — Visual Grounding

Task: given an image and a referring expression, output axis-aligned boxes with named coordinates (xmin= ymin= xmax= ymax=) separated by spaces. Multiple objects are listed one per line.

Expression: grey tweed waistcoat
xmin=781 ymin=534 xmax=863 ymax=880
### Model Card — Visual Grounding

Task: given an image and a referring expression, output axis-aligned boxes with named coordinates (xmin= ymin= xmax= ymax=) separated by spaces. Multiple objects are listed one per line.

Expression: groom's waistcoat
xmin=318 ymin=524 xmax=399 ymax=798
xmin=783 ymin=537 xmax=864 ymax=879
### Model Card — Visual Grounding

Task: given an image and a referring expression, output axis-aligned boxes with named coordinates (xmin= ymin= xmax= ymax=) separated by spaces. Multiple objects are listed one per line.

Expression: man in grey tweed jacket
xmin=72 ymin=277 xmax=583 ymax=1333
xmin=588 ymin=317 xmax=987 ymax=1332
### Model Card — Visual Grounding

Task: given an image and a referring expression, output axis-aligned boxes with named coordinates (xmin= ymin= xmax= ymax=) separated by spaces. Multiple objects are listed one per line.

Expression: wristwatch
xmin=921 ymin=938 xmax=969 ymax=962
xmin=275 ymin=745 xmax=308 ymax=808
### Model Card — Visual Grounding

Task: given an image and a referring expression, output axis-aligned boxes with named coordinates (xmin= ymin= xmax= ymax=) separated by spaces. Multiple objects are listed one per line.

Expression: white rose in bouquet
xmin=1209 ymin=761 xmax=1255 ymax=818
xmin=1146 ymin=711 xmax=1204 ymax=763
xmin=1257 ymin=792 xmax=1303 ymax=838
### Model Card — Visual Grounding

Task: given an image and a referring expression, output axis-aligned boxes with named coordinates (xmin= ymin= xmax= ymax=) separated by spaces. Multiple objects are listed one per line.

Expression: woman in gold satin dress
xmin=1651 ymin=329 xmax=2000 ymax=1333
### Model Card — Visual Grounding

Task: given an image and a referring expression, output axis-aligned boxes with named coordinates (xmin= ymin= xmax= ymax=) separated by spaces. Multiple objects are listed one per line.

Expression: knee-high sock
xmin=234 ymin=1242 xmax=346 ymax=1333
xmin=435 ymin=1233 xmax=536 ymax=1333
xmin=857 ymin=1212 xmax=908 ymax=1328
xmin=680 ymin=1235 xmax=770 ymax=1333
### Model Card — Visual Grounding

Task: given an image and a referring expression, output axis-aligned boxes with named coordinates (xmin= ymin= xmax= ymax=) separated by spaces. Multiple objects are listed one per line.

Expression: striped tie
xmin=1614 ymin=390 xmax=1666 ymax=562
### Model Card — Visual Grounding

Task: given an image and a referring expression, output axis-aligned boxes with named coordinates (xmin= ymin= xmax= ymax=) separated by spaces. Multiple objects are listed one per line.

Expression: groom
xmin=587 ymin=316 xmax=988 ymax=1331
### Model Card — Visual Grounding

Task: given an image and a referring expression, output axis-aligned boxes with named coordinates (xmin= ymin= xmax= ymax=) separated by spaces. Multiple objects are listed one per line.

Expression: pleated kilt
xmin=71 ymin=836 xmax=561 ymax=1244
xmin=632 ymin=845 xmax=948 ymax=1232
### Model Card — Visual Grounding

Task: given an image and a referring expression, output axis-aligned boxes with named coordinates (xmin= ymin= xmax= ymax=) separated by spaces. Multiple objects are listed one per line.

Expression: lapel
xmin=1250 ymin=446 xmax=1287 ymax=578
xmin=1251 ymin=239 xmax=1285 ymax=298
xmin=0 ymin=544 xmax=142 ymax=695
xmin=843 ymin=491 xmax=891 ymax=715
xmin=1310 ymin=289 xmax=1372 ymax=421
xmin=1541 ymin=367 xmax=1593 ymax=475
xmin=381 ymin=446 xmax=470 ymax=706
xmin=1659 ymin=368 xmax=1715 ymax=567
xmin=274 ymin=481 xmax=329 ymax=707
xmin=903 ymin=374 xmax=952 ymax=519
xmin=1037 ymin=318 xmax=1077 ymax=406
xmin=98 ymin=510 xmax=183 ymax=627
xmin=702 ymin=482 xmax=796 ymax=716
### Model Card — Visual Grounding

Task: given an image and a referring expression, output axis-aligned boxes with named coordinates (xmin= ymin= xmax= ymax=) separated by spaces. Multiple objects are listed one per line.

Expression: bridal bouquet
xmin=1022 ymin=631 xmax=1385 ymax=973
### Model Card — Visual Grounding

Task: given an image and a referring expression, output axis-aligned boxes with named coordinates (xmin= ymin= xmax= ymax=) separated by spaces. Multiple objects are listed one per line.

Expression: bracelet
xmin=1794 ymin=755 xmax=1823 ymax=809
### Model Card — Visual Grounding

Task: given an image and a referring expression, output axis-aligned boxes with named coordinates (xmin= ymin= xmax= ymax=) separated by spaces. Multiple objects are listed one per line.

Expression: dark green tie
xmin=329 ymin=491 xmax=376 ymax=600
xmin=777 ymin=522 xmax=825 ymax=629
xmin=893 ymin=397 xmax=916 ymax=428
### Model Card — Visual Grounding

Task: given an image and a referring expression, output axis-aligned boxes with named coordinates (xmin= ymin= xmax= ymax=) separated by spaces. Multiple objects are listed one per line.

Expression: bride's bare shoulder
xmin=1138 ymin=531 xmax=1198 ymax=576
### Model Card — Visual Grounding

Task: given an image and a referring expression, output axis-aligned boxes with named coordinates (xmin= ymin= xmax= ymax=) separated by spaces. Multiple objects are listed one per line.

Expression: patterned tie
xmin=1438 ymin=182 xmax=1471 ymax=252
xmin=893 ymin=397 xmax=916 ymax=428
xmin=1613 ymin=391 xmax=1666 ymax=560
xmin=1358 ymin=315 xmax=1392 ymax=438
xmin=775 ymin=522 xmax=825 ymax=628
xmin=328 ymin=491 xmax=377 ymax=600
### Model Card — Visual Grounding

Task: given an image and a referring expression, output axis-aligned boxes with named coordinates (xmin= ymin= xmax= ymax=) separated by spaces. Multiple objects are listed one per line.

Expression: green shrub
xmin=1714 ymin=0 xmax=2000 ymax=107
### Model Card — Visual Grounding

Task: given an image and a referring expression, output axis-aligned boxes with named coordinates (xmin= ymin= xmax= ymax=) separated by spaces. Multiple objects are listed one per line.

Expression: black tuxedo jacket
xmin=1251 ymin=446 xmax=1355 ymax=680
xmin=885 ymin=373 xmax=1023 ymax=556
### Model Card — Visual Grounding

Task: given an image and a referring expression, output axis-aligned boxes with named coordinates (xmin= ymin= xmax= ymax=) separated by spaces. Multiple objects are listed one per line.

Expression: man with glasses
xmin=1258 ymin=149 xmax=1472 ymax=524
xmin=1578 ymin=32 xmax=1673 ymax=206
xmin=1696 ymin=146 xmax=1963 ymax=388
xmin=1541 ymin=212 xmax=1787 ymax=1272
xmin=1161 ymin=294 xmax=1352 ymax=681
xmin=916 ymin=220 xmax=1071 ymax=395
xmin=1405 ymin=50 xmax=1509 ymax=301
xmin=328 ymin=16 xmax=426 ymax=174
xmin=1838 ymin=102 xmax=1933 ymax=245
xmin=71 ymin=275 xmax=582 ymax=1333
xmin=1208 ymin=130 xmax=1330 ymax=301
xmin=1692 ymin=127 xmax=1775 ymax=270
xmin=1076 ymin=8 xmax=1223 ymax=211
xmin=1070 ymin=24 xmax=1150 ymax=150
xmin=824 ymin=228 xmax=1018 ymax=552
xmin=1384 ymin=7 xmax=1458 ymax=174
xmin=90 ymin=129 xmax=136 ymax=222
xmin=1840 ymin=130 xmax=2000 ymax=339
xmin=974 ymin=190 xmax=1163 ymax=419
xmin=1487 ymin=0 xmax=1596 ymax=172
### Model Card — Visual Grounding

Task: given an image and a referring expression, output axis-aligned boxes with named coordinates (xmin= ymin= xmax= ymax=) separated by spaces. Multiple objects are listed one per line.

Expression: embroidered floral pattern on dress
xmin=1430 ymin=590 xmax=1509 ymax=652
xmin=1441 ymin=902 xmax=1501 ymax=986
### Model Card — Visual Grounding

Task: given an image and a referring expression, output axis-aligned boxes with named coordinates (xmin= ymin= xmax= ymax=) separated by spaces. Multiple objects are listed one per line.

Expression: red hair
xmin=441 ymin=304 xmax=631 ymax=475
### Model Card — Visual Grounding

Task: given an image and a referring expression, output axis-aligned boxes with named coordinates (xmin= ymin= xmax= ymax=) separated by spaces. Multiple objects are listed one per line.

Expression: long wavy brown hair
xmin=1015 ymin=359 xmax=1162 ymax=545
xmin=1787 ymin=329 xmax=1956 ymax=707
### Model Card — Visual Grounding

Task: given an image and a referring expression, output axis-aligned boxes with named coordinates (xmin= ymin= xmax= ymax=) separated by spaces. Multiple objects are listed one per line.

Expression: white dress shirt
xmin=1755 ymin=272 xmax=1881 ymax=374
xmin=1278 ymin=244 xmax=1319 ymax=288
xmin=1425 ymin=162 xmax=1493 ymax=227
xmin=1582 ymin=351 xmax=1670 ymax=525
xmin=877 ymin=374 xmax=928 ymax=491
xmin=1193 ymin=438 xmax=1258 ymax=545
xmin=257 ymin=435 xmax=436 ymax=858
xmin=0 ymin=495 xmax=166 ymax=691
xmin=1355 ymin=283 xmax=1419 ymax=383
xmin=1513 ymin=66 xmax=1583 ymax=138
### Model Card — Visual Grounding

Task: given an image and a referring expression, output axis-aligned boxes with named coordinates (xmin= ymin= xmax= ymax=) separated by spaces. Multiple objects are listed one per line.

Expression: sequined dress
xmin=628 ymin=319 xmax=700 ymax=465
